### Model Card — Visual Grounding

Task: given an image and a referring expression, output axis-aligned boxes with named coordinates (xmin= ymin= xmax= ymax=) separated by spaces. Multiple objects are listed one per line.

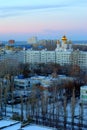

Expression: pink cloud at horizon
xmin=0 ymin=0 xmax=87 ymax=40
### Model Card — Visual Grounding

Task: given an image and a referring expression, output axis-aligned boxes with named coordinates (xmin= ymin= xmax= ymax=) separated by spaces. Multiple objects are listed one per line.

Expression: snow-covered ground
xmin=1 ymin=98 xmax=87 ymax=129
xmin=0 ymin=119 xmax=19 ymax=128
xmin=0 ymin=119 xmax=54 ymax=130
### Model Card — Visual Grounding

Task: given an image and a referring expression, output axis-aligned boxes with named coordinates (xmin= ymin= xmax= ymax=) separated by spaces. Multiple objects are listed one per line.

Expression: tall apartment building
xmin=26 ymin=50 xmax=40 ymax=63
xmin=0 ymin=50 xmax=24 ymax=63
xmin=1 ymin=36 xmax=87 ymax=70
xmin=41 ymin=50 xmax=56 ymax=63
xmin=24 ymin=35 xmax=87 ymax=70
xmin=25 ymin=36 xmax=72 ymax=65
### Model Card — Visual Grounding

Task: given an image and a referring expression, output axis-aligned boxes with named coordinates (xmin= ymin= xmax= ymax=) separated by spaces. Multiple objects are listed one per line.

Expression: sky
xmin=0 ymin=0 xmax=87 ymax=41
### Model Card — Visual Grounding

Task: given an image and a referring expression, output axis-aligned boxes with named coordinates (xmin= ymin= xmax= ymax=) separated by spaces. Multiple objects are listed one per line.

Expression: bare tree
xmin=20 ymin=95 xmax=24 ymax=122
xmin=71 ymin=88 xmax=76 ymax=129
xmin=79 ymin=102 xmax=83 ymax=128
xmin=0 ymin=82 xmax=3 ymax=117
xmin=63 ymin=95 xmax=67 ymax=129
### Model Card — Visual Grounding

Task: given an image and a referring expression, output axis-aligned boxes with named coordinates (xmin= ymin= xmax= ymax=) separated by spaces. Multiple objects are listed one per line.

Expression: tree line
xmin=0 ymin=59 xmax=87 ymax=129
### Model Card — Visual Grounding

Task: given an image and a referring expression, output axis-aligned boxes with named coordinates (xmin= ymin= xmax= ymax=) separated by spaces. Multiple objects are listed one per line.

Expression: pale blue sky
xmin=0 ymin=0 xmax=87 ymax=41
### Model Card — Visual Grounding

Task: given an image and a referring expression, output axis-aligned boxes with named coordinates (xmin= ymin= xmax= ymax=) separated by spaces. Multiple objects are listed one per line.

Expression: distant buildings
xmin=14 ymin=75 xmax=74 ymax=96
xmin=0 ymin=35 xmax=87 ymax=70
xmin=8 ymin=40 xmax=15 ymax=44
xmin=27 ymin=36 xmax=38 ymax=44
xmin=24 ymin=36 xmax=87 ymax=70
xmin=80 ymin=85 xmax=87 ymax=103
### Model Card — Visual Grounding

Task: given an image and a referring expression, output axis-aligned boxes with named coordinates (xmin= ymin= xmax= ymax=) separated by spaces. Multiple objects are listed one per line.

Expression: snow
xmin=1 ymin=120 xmax=53 ymax=130
xmin=24 ymin=125 xmax=53 ymax=130
xmin=1 ymin=96 xmax=87 ymax=129
xmin=0 ymin=119 xmax=19 ymax=128
xmin=2 ymin=123 xmax=20 ymax=130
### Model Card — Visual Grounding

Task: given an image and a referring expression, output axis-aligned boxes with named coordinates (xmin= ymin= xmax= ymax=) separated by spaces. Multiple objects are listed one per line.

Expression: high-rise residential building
xmin=24 ymin=35 xmax=87 ymax=70
xmin=1 ymin=35 xmax=87 ymax=70
xmin=25 ymin=35 xmax=73 ymax=65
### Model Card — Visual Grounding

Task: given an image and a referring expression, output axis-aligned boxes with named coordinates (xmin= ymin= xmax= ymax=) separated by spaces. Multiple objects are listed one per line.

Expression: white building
xmin=24 ymin=35 xmax=73 ymax=66
xmin=55 ymin=50 xmax=71 ymax=65
xmin=0 ymin=50 xmax=24 ymax=63
xmin=40 ymin=50 xmax=56 ymax=63
xmin=23 ymin=36 xmax=87 ymax=70
xmin=80 ymin=85 xmax=87 ymax=103
xmin=14 ymin=75 xmax=74 ymax=89
xmin=1 ymin=35 xmax=87 ymax=70
xmin=26 ymin=49 xmax=40 ymax=63
xmin=78 ymin=51 xmax=87 ymax=69
xmin=30 ymin=75 xmax=53 ymax=87
xmin=14 ymin=76 xmax=30 ymax=89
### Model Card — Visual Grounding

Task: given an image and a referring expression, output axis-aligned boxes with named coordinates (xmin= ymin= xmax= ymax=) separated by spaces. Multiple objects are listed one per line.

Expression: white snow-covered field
xmin=0 ymin=119 xmax=19 ymax=128
xmin=0 ymin=119 xmax=54 ymax=130
xmin=1 ymin=98 xmax=87 ymax=129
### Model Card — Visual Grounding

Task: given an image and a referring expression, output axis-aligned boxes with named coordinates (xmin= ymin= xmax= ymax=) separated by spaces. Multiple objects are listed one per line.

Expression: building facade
xmin=1 ymin=35 xmax=87 ymax=70
xmin=80 ymin=85 xmax=87 ymax=103
xmin=24 ymin=35 xmax=87 ymax=70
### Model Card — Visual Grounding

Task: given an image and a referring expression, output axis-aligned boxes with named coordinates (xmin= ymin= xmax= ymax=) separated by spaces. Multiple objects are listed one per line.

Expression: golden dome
xmin=61 ymin=35 xmax=67 ymax=41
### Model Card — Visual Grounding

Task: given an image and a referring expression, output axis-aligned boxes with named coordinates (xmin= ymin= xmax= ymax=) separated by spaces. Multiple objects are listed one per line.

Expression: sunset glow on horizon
xmin=0 ymin=0 xmax=87 ymax=41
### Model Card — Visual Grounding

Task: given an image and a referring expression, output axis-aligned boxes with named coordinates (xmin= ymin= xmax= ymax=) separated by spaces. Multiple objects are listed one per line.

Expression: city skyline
xmin=0 ymin=0 xmax=87 ymax=41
